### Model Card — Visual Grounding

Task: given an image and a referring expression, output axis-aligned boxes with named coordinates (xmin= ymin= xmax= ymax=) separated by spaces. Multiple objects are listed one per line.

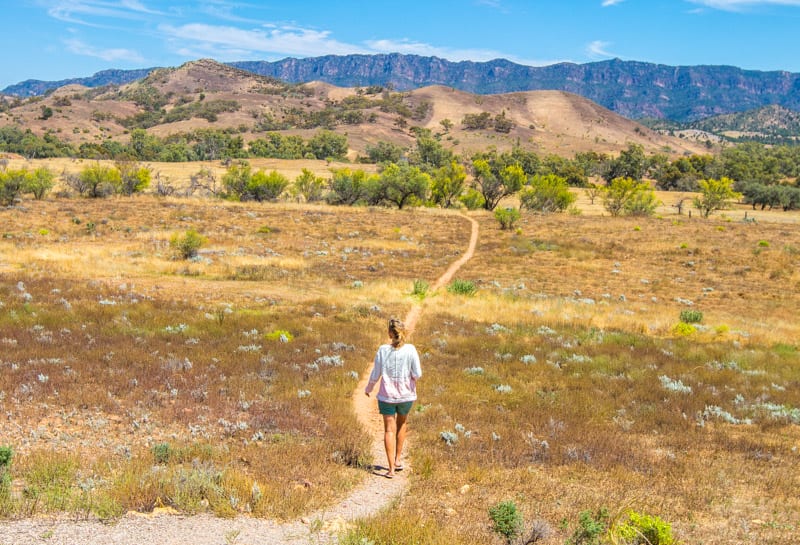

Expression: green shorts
xmin=378 ymin=400 xmax=414 ymax=416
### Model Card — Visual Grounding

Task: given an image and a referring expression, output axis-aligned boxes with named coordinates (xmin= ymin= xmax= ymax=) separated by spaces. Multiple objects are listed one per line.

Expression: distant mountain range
xmin=3 ymin=68 xmax=155 ymax=98
xmin=4 ymin=54 xmax=800 ymax=123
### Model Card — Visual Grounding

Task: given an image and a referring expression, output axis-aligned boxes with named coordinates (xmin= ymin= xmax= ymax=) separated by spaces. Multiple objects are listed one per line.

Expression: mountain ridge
xmin=3 ymin=54 xmax=800 ymax=124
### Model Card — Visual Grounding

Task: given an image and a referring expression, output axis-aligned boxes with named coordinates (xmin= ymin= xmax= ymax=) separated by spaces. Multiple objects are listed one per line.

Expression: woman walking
xmin=364 ymin=318 xmax=422 ymax=478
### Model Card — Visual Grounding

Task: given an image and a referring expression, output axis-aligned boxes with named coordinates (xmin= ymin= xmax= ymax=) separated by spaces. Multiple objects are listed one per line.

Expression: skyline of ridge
xmin=2 ymin=0 xmax=800 ymax=90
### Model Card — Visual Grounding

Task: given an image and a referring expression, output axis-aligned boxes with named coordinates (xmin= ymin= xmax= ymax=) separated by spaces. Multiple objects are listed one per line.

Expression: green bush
xmin=170 ymin=229 xmax=207 ymax=259
xmin=152 ymin=442 xmax=173 ymax=464
xmin=447 ymin=279 xmax=476 ymax=296
xmin=72 ymin=163 xmax=122 ymax=198
xmin=567 ymin=508 xmax=608 ymax=545
xmin=489 ymin=500 xmax=523 ymax=544
xmin=24 ymin=167 xmax=55 ymax=200
xmin=612 ymin=511 xmax=676 ymax=545
xmin=291 ymin=168 xmax=326 ymax=202
xmin=0 ymin=168 xmax=28 ymax=206
xmin=679 ymin=309 xmax=703 ymax=324
xmin=494 ymin=207 xmax=521 ymax=230
xmin=0 ymin=446 xmax=12 ymax=501
xmin=411 ymin=279 xmax=429 ymax=298
xmin=602 ymin=177 xmax=659 ymax=217
xmin=0 ymin=446 xmax=12 ymax=468
xmin=519 ymin=174 xmax=576 ymax=213
xmin=459 ymin=188 xmax=485 ymax=210
xmin=248 ymin=170 xmax=289 ymax=202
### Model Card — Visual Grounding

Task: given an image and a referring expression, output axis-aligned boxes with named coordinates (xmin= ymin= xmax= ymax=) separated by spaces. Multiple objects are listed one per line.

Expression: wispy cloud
xmin=602 ymin=0 xmax=625 ymax=6
xmin=197 ymin=1 xmax=263 ymax=23
xmin=366 ymin=39 xmax=509 ymax=62
xmin=158 ymin=19 xmax=554 ymax=65
xmin=64 ymin=38 xmax=145 ymax=62
xmin=159 ymin=23 xmax=370 ymax=59
xmin=474 ymin=0 xmax=512 ymax=12
xmin=587 ymin=40 xmax=614 ymax=58
xmin=687 ymin=0 xmax=800 ymax=10
xmin=46 ymin=0 xmax=163 ymax=25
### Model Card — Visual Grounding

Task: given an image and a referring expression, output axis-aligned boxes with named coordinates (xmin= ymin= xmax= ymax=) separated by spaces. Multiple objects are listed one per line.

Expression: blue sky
xmin=2 ymin=0 xmax=800 ymax=89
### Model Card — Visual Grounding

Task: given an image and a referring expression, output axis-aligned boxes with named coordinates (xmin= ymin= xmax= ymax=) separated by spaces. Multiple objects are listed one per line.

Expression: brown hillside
xmin=0 ymin=58 xmax=708 ymax=158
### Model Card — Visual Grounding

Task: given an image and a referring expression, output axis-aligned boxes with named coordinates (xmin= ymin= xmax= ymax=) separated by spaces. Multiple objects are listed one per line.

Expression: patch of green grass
xmin=447 ymin=279 xmax=476 ymax=296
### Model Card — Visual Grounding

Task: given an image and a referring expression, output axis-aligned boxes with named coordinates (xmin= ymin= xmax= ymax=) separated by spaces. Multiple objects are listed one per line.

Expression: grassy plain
xmin=0 ymin=160 xmax=799 ymax=544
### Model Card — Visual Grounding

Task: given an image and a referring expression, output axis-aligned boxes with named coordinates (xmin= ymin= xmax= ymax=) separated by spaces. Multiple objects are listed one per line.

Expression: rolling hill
xmin=0 ymin=59 xmax=708 ymax=159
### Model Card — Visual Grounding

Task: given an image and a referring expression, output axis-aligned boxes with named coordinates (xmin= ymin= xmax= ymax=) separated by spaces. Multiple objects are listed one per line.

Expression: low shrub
xmin=170 ymin=229 xmax=207 ymax=259
xmin=0 ymin=446 xmax=12 ymax=501
xmin=566 ymin=508 xmax=608 ymax=545
xmin=152 ymin=443 xmax=173 ymax=464
xmin=411 ymin=279 xmax=429 ymax=298
xmin=489 ymin=500 xmax=523 ymax=544
xmin=447 ymin=279 xmax=476 ymax=296
xmin=611 ymin=510 xmax=677 ymax=545
xmin=494 ymin=207 xmax=521 ymax=230
xmin=679 ymin=309 xmax=703 ymax=324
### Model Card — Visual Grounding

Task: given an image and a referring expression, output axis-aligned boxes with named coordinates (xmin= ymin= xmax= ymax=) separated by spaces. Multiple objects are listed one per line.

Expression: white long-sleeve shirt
xmin=365 ymin=343 xmax=422 ymax=403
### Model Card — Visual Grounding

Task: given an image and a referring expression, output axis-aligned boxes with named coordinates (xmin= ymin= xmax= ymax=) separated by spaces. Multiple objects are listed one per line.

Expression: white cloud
xmin=365 ymin=39 xmax=558 ymax=66
xmin=602 ymin=0 xmax=625 ymax=6
xmin=158 ymin=22 xmax=556 ymax=66
xmin=159 ymin=23 xmax=370 ymax=59
xmin=687 ymin=0 xmax=800 ymax=10
xmin=587 ymin=40 xmax=614 ymax=58
xmin=64 ymin=38 xmax=145 ymax=63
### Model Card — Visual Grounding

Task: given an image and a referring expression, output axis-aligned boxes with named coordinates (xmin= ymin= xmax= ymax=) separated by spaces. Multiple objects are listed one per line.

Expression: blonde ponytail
xmin=388 ymin=318 xmax=406 ymax=348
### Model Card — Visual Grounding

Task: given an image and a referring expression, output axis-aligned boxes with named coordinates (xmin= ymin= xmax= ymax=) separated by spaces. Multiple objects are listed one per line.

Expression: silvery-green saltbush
xmin=316 ymin=354 xmax=343 ymax=367
xmin=537 ymin=325 xmax=556 ymax=336
xmin=440 ymin=431 xmax=458 ymax=446
xmin=659 ymin=375 xmax=692 ymax=394
xmin=752 ymin=402 xmax=800 ymax=424
xmin=520 ymin=354 xmax=537 ymax=364
xmin=464 ymin=367 xmax=485 ymax=375
xmin=567 ymin=353 xmax=592 ymax=363
xmin=487 ymin=323 xmax=511 ymax=335
xmin=702 ymin=405 xmax=751 ymax=425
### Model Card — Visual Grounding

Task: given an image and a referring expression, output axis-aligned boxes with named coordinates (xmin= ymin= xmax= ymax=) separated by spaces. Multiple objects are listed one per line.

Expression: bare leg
xmin=382 ymin=414 xmax=397 ymax=476
xmin=395 ymin=413 xmax=408 ymax=468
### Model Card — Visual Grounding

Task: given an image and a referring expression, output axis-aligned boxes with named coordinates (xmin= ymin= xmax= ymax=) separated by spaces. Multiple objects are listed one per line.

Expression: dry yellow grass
xmin=1 ymin=192 xmax=798 ymax=543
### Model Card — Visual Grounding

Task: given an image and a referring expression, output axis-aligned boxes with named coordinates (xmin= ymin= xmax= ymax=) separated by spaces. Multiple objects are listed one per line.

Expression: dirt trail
xmin=0 ymin=214 xmax=480 ymax=545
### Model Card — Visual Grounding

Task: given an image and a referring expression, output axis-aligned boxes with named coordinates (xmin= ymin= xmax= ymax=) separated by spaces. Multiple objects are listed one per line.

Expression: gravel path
xmin=0 ymin=215 xmax=479 ymax=545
